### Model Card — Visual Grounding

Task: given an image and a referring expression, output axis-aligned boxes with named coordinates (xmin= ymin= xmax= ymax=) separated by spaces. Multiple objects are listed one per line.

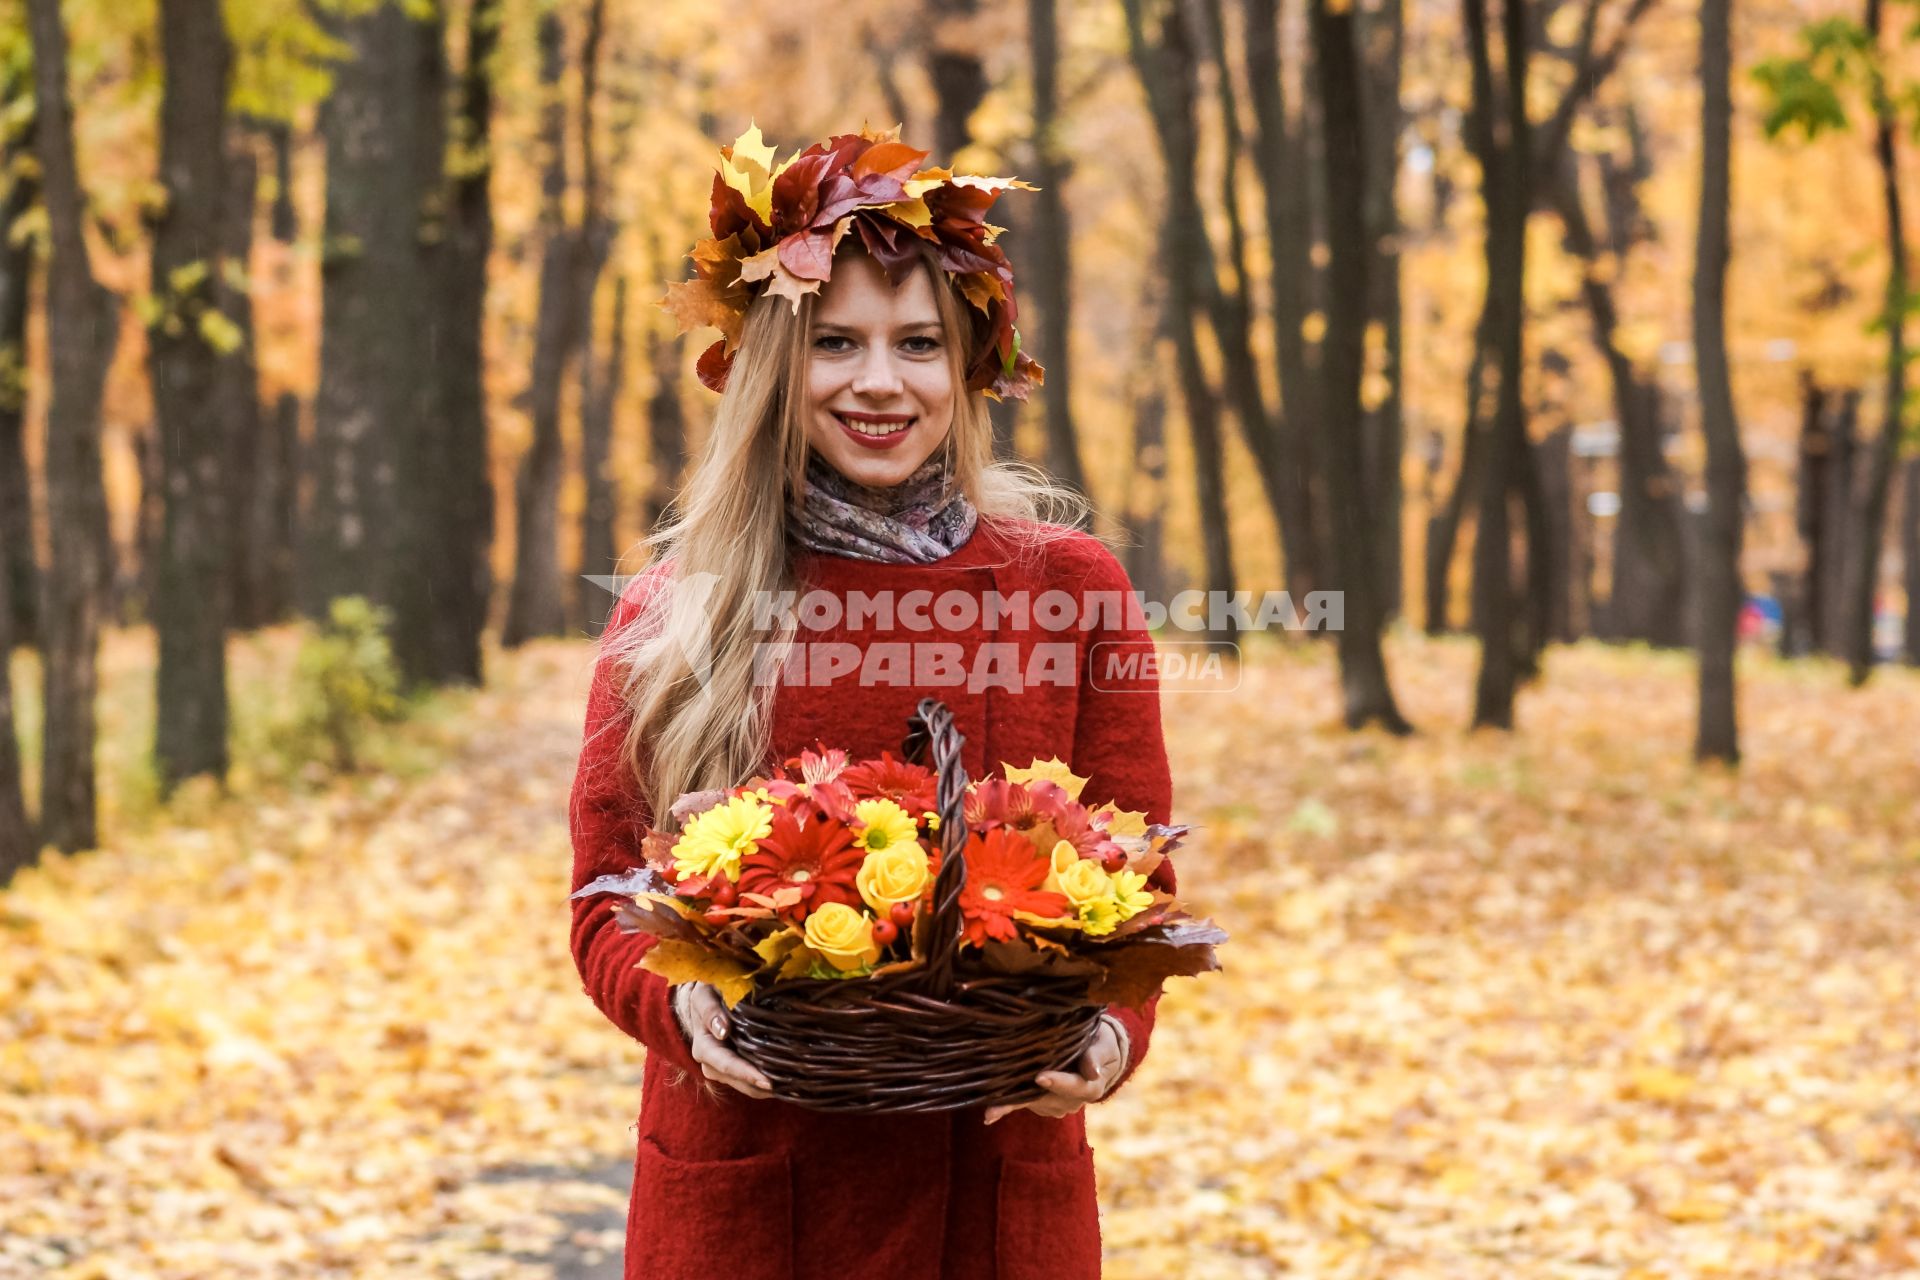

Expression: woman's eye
xmin=902 ymin=337 xmax=941 ymax=355
xmin=813 ymin=335 xmax=853 ymax=352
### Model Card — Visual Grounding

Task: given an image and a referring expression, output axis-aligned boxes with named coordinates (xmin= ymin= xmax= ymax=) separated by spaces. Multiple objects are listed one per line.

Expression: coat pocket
xmin=627 ymin=1136 xmax=793 ymax=1280
xmin=996 ymin=1150 xmax=1103 ymax=1280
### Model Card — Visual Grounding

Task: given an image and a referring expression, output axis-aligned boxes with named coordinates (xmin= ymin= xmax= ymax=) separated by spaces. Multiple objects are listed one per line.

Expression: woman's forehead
xmin=814 ymin=254 xmax=940 ymax=323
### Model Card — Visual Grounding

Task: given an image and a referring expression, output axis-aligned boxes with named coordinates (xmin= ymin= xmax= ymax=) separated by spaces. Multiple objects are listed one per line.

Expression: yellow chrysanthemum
xmin=1076 ymin=897 xmax=1122 ymax=936
xmin=1109 ymin=868 xmax=1154 ymax=922
xmin=671 ymin=794 xmax=773 ymax=882
xmin=853 ymin=799 xmax=918 ymax=855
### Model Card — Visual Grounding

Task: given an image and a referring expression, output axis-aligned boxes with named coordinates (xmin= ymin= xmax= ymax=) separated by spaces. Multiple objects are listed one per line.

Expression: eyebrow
xmin=811 ymin=319 xmax=943 ymax=335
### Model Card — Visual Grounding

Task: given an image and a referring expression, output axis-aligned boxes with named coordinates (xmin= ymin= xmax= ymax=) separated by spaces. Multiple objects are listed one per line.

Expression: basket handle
xmin=901 ymin=697 xmax=969 ymax=998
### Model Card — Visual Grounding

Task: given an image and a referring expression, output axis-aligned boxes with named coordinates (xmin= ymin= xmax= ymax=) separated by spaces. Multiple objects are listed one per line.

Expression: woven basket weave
xmin=725 ymin=697 xmax=1104 ymax=1113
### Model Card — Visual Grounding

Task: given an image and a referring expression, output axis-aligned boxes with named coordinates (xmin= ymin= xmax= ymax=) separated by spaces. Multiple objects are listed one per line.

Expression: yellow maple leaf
xmin=1003 ymin=757 xmax=1089 ymax=801
xmin=638 ymin=941 xmax=756 ymax=1008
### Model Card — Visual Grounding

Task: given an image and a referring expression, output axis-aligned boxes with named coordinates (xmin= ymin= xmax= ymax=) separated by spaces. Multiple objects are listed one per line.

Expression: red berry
xmin=704 ymin=908 xmax=731 ymax=926
xmin=872 ymin=917 xmax=900 ymax=947
xmin=889 ymin=901 xmax=915 ymax=929
xmin=709 ymin=879 xmax=738 ymax=907
xmin=1101 ymin=850 xmax=1128 ymax=873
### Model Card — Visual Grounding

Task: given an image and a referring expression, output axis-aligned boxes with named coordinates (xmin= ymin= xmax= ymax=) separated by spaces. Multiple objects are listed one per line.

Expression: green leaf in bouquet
xmin=1083 ymin=918 xmax=1229 ymax=1009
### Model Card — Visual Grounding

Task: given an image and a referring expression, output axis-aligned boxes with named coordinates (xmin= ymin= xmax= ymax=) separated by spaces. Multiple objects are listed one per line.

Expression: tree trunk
xmin=0 ymin=90 xmax=38 ymax=653
xmin=1463 ymin=0 xmax=1530 ymax=729
xmin=432 ymin=0 xmax=501 ymax=680
xmin=644 ymin=328 xmax=687 ymax=536
xmin=1179 ymin=0 xmax=1317 ymax=604
xmin=220 ymin=135 xmax=280 ymax=631
xmin=1901 ymin=456 xmax=1919 ymax=665
xmin=0 ymin=498 xmax=31 ymax=884
xmin=1840 ymin=0 xmax=1907 ymax=685
xmin=28 ymin=0 xmax=117 ymax=853
xmin=1792 ymin=373 xmax=1831 ymax=656
xmin=306 ymin=1 xmax=432 ymax=622
xmin=577 ymin=274 xmax=625 ymax=635
xmin=149 ymin=0 xmax=234 ymax=791
xmin=1308 ymin=0 xmax=1411 ymax=731
xmin=1425 ymin=307 xmax=1491 ymax=633
xmin=929 ymin=0 xmax=988 ymax=163
xmin=504 ymin=8 xmax=585 ymax=645
xmin=1544 ymin=148 xmax=1685 ymax=645
xmin=1358 ymin=0 xmax=1406 ymax=623
xmin=1123 ymin=0 xmax=1237 ymax=648
xmin=1123 ymin=295 xmax=1171 ymax=605
xmin=1693 ymin=0 xmax=1743 ymax=763
xmin=1820 ymin=389 xmax=1858 ymax=652
xmin=1537 ymin=424 xmax=1574 ymax=642
xmin=382 ymin=3 xmax=453 ymax=689
xmin=1025 ymin=0 xmax=1088 ymax=498
xmin=1244 ymin=0 xmax=1326 ymax=602
xmin=926 ymin=0 xmax=1020 ymax=461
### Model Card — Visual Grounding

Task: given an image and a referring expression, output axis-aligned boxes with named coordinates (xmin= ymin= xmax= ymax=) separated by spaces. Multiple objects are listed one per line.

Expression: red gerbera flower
xmin=738 ymin=807 xmax=864 ymax=921
xmin=958 ymin=828 xmax=1070 ymax=948
xmin=840 ymin=751 xmax=938 ymax=817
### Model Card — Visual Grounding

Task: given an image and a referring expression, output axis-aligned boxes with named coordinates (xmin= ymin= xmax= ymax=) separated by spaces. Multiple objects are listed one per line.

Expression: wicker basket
xmin=725 ymin=697 xmax=1105 ymax=1113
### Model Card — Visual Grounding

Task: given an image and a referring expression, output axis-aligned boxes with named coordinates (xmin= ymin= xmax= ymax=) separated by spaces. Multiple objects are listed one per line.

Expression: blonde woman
xmin=568 ymin=126 xmax=1176 ymax=1280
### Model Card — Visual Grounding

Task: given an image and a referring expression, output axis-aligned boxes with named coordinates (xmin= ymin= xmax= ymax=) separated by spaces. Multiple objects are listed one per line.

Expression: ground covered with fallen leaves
xmin=3 ymin=628 xmax=1917 ymax=1278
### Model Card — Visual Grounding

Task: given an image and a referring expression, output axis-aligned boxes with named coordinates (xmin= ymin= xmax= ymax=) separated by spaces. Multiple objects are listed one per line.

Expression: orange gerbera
xmin=839 ymin=751 xmax=938 ymax=817
xmin=958 ymin=828 xmax=1070 ymax=948
xmin=739 ymin=807 xmax=864 ymax=921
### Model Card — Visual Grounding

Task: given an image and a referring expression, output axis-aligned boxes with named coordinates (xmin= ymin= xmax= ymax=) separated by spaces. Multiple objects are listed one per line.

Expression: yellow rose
xmin=1040 ymin=839 xmax=1080 ymax=895
xmin=1047 ymin=853 xmax=1123 ymax=934
xmin=802 ymin=902 xmax=880 ymax=971
xmin=856 ymin=843 xmax=931 ymax=914
xmin=1046 ymin=846 xmax=1113 ymax=907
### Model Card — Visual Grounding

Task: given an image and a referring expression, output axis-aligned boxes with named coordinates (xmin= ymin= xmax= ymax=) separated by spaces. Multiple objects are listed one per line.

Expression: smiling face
xmin=803 ymin=250 xmax=959 ymax=489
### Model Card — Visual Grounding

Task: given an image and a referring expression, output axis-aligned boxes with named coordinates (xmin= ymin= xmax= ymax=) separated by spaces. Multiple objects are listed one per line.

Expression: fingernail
xmin=711 ymin=1017 xmax=726 ymax=1038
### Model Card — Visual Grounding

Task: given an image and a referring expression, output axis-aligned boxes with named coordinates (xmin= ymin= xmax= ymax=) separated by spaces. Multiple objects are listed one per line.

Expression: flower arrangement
xmin=574 ymin=746 xmax=1225 ymax=1010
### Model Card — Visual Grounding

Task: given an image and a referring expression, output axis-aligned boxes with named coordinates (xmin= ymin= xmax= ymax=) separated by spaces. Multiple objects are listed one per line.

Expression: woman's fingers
xmin=1034 ymin=1070 xmax=1104 ymax=1103
xmin=1080 ymin=1020 xmax=1124 ymax=1093
xmin=691 ymin=1034 xmax=774 ymax=1096
xmin=683 ymin=982 xmax=732 ymax=1043
xmin=676 ymin=982 xmax=772 ymax=1096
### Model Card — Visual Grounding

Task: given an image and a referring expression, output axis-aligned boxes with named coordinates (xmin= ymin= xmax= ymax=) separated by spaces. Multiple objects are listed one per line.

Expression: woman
xmin=567 ymin=126 xmax=1177 ymax=1280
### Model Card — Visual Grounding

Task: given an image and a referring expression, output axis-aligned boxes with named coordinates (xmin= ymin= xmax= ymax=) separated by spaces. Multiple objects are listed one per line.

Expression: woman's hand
xmin=982 ymin=1015 xmax=1131 ymax=1125
xmin=672 ymin=982 xmax=774 ymax=1100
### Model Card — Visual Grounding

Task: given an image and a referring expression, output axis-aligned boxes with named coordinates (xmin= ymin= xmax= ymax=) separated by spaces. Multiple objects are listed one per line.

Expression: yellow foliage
xmin=637 ymin=940 xmax=756 ymax=1008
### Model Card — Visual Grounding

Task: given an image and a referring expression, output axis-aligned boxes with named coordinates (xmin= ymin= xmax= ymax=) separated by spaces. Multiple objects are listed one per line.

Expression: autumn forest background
xmin=1 ymin=0 xmax=1918 ymax=1274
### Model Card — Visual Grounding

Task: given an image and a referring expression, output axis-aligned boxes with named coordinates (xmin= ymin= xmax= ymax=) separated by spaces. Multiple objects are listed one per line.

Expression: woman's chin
xmin=813 ymin=433 xmax=941 ymax=489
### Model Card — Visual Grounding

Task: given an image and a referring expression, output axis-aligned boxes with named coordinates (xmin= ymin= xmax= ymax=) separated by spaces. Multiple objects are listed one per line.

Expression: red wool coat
xmin=568 ymin=517 xmax=1178 ymax=1280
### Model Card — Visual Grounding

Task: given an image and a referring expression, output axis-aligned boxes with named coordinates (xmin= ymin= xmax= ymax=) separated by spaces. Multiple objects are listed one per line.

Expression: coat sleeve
xmin=1069 ymin=543 xmax=1177 ymax=1100
xmin=567 ymin=568 xmax=700 ymax=1076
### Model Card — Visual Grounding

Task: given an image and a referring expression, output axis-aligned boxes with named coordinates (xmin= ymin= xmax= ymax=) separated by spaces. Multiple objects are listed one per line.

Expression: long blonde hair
xmin=604 ymin=241 xmax=1092 ymax=826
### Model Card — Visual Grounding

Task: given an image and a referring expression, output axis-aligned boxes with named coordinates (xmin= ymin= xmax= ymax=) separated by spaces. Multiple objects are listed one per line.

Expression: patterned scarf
xmin=787 ymin=449 xmax=980 ymax=564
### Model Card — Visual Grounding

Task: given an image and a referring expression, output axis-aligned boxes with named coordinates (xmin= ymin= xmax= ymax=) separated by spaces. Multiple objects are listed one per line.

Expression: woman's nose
xmin=850 ymin=350 xmax=904 ymax=397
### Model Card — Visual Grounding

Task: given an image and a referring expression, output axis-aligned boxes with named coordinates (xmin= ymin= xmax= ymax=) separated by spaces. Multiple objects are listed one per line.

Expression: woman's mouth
xmin=833 ymin=412 xmax=916 ymax=449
